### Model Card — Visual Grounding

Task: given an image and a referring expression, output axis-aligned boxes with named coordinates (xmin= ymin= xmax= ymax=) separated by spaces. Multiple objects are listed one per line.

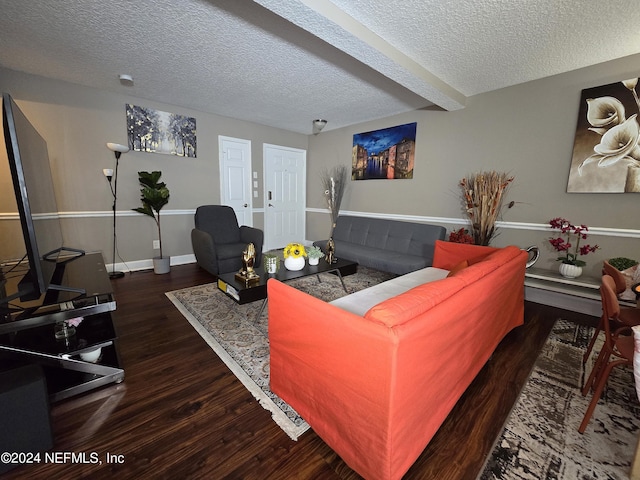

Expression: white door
xmin=219 ymin=136 xmax=252 ymax=226
xmin=263 ymin=144 xmax=306 ymax=250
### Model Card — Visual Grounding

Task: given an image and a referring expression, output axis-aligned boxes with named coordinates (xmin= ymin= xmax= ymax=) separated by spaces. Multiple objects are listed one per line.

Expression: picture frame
xmin=566 ymin=77 xmax=640 ymax=193
xmin=352 ymin=122 xmax=417 ymax=180
xmin=126 ymin=104 xmax=197 ymax=158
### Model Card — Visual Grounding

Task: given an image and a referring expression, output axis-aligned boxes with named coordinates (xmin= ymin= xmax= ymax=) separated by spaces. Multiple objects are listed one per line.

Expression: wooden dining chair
xmin=603 ymin=260 xmax=628 ymax=295
xmin=579 ymin=275 xmax=635 ymax=433
xmin=583 ymin=261 xmax=640 ymax=363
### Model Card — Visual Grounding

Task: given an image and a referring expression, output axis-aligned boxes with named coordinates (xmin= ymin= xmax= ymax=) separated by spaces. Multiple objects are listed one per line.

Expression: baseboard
xmin=524 ymin=285 xmax=602 ymax=317
xmin=109 ymin=254 xmax=196 ymax=273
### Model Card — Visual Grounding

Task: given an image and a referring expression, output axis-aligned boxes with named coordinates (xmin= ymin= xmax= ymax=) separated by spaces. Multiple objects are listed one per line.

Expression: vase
xmin=153 ymin=256 xmax=171 ymax=274
xmin=264 ymin=255 xmax=279 ymax=274
xmin=284 ymin=256 xmax=305 ymax=271
xmin=559 ymin=263 xmax=582 ymax=278
xmin=309 ymin=257 xmax=320 ymax=266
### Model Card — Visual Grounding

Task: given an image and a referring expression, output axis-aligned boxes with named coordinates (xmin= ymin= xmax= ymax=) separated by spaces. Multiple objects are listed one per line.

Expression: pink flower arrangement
xmin=66 ymin=317 xmax=84 ymax=327
xmin=548 ymin=218 xmax=600 ymax=266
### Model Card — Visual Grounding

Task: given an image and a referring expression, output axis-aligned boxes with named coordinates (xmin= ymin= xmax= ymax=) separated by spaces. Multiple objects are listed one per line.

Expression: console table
xmin=524 ymin=267 xmax=635 ymax=316
xmin=0 ymin=253 xmax=124 ymax=402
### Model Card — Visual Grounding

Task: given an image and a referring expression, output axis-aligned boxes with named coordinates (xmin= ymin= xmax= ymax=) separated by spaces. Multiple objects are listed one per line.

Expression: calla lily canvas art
xmin=567 ymin=77 xmax=640 ymax=192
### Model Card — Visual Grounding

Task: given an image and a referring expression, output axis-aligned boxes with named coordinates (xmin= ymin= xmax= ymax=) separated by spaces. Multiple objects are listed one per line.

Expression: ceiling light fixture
xmin=119 ymin=74 xmax=134 ymax=86
xmin=313 ymin=119 xmax=327 ymax=134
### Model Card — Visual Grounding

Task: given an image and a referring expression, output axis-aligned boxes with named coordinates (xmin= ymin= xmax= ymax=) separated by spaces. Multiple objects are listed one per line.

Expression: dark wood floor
xmin=4 ymin=263 xmax=596 ymax=480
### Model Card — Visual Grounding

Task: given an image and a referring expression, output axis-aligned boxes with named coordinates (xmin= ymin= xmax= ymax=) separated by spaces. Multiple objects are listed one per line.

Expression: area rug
xmin=165 ymin=267 xmax=395 ymax=441
xmin=479 ymin=319 xmax=640 ymax=480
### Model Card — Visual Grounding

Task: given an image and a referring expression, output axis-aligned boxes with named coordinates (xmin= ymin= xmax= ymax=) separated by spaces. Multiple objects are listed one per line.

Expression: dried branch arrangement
xmin=459 ymin=171 xmax=514 ymax=246
xmin=321 ymin=165 xmax=349 ymax=236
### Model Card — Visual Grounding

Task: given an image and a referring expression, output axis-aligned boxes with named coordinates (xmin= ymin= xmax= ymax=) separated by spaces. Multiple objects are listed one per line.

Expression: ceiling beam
xmin=254 ymin=0 xmax=466 ymax=111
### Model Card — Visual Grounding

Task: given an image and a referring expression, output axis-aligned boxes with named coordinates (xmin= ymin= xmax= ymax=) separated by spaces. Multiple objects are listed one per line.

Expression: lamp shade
xmin=106 ymin=142 xmax=130 ymax=153
xmin=313 ymin=119 xmax=327 ymax=131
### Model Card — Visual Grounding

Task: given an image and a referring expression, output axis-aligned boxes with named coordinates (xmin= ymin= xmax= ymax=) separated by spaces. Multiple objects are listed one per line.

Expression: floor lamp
xmin=104 ymin=142 xmax=129 ymax=279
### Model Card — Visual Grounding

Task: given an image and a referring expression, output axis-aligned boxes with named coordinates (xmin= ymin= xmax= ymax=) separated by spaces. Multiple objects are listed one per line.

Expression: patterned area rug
xmin=479 ymin=319 xmax=640 ymax=479
xmin=165 ymin=266 xmax=395 ymax=440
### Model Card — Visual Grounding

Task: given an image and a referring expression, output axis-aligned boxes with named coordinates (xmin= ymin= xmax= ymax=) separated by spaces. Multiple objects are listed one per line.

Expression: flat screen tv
xmin=1 ymin=93 xmax=83 ymax=305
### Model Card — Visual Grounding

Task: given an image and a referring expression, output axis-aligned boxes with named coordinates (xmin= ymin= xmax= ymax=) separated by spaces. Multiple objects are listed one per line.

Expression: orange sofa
xmin=268 ymin=241 xmax=527 ymax=480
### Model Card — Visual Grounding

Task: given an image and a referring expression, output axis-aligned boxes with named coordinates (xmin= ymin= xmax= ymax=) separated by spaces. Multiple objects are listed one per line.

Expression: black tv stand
xmin=43 ymin=245 xmax=85 ymax=261
xmin=0 ymin=253 xmax=123 ymax=402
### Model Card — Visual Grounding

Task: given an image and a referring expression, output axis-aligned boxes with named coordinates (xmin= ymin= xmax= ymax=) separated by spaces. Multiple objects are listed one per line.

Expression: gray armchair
xmin=191 ymin=205 xmax=263 ymax=276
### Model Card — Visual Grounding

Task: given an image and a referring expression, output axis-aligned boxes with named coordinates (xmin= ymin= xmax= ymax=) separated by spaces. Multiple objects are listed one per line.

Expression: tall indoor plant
xmin=133 ymin=171 xmax=171 ymax=274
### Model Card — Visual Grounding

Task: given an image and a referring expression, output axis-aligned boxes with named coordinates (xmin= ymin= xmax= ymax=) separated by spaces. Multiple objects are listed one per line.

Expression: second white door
xmin=263 ymin=144 xmax=306 ymax=250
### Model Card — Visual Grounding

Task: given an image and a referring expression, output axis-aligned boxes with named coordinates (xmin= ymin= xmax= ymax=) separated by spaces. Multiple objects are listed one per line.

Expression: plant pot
xmin=559 ymin=263 xmax=582 ymax=278
xmin=153 ymin=256 xmax=171 ymax=274
xmin=308 ymin=257 xmax=320 ymax=266
xmin=264 ymin=255 xmax=279 ymax=274
xmin=284 ymin=256 xmax=305 ymax=271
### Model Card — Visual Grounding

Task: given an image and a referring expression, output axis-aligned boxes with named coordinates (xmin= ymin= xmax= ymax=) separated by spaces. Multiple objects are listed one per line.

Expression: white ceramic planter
xmin=308 ymin=257 xmax=320 ymax=266
xmin=264 ymin=256 xmax=279 ymax=274
xmin=153 ymin=256 xmax=171 ymax=274
xmin=559 ymin=263 xmax=582 ymax=278
xmin=284 ymin=256 xmax=305 ymax=271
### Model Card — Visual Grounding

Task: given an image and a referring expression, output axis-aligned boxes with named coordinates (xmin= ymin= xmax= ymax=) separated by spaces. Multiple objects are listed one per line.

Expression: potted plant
xmin=133 ymin=171 xmax=171 ymax=274
xmin=263 ymin=252 xmax=280 ymax=274
xmin=283 ymin=243 xmax=307 ymax=271
xmin=306 ymin=245 xmax=324 ymax=265
xmin=548 ymin=217 xmax=599 ymax=278
xmin=608 ymin=257 xmax=639 ymax=271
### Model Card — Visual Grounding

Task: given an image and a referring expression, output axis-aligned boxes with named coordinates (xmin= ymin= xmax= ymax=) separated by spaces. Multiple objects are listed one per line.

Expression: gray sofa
xmin=313 ymin=215 xmax=446 ymax=275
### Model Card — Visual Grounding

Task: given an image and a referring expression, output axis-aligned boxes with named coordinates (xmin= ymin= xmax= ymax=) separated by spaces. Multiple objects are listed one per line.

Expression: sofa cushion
xmin=330 ymin=267 xmax=449 ymax=316
xmin=216 ymin=242 xmax=247 ymax=261
xmin=363 ymin=276 xmax=466 ymax=327
xmin=333 ymin=216 xmax=445 ymax=257
xmin=333 ymin=241 xmax=431 ymax=275
xmin=431 ymin=240 xmax=497 ymax=270
xmin=450 ymin=245 xmax=524 ymax=287
xmin=363 ymin=246 xmax=524 ymax=327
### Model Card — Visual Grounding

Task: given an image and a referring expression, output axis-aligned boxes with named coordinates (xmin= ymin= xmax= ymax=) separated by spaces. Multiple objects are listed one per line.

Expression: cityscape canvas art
xmin=126 ymin=104 xmax=197 ymax=158
xmin=566 ymin=77 xmax=640 ymax=193
xmin=352 ymin=122 xmax=417 ymax=180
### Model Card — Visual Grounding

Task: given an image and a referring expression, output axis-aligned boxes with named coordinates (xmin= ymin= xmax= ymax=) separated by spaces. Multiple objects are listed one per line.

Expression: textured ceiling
xmin=0 ymin=0 xmax=639 ymax=134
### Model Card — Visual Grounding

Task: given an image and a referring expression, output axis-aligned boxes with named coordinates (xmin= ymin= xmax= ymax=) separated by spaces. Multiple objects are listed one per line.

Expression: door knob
xmin=243 ymin=203 xmax=248 ymax=207
xmin=268 ymin=203 xmax=274 ymax=207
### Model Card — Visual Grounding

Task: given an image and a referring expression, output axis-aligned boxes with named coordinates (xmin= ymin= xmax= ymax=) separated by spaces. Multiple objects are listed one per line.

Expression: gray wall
xmin=0 ymin=67 xmax=307 ymax=269
xmin=307 ymin=53 xmax=640 ymax=277
xmin=2 ymin=50 xmax=640 ymax=278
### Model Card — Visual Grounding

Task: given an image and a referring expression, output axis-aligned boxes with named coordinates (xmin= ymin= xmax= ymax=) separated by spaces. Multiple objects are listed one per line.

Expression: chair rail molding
xmin=305 ymin=208 xmax=640 ymax=239
xmin=2 ymin=208 xmax=638 ymax=239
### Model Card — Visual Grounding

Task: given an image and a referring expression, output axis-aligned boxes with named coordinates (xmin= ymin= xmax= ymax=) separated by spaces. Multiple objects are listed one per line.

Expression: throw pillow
xmin=447 ymin=260 xmax=469 ymax=277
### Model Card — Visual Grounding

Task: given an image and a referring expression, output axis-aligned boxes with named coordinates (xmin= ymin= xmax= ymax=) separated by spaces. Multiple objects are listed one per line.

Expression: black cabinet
xmin=0 ymin=253 xmax=124 ymax=402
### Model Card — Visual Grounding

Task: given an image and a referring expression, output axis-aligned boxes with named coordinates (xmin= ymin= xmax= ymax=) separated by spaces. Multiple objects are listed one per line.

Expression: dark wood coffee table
xmin=217 ymin=257 xmax=357 ymax=309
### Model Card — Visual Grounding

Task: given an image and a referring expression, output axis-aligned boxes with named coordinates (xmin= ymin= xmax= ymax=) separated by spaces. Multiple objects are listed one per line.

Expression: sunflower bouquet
xmin=283 ymin=243 xmax=307 ymax=259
